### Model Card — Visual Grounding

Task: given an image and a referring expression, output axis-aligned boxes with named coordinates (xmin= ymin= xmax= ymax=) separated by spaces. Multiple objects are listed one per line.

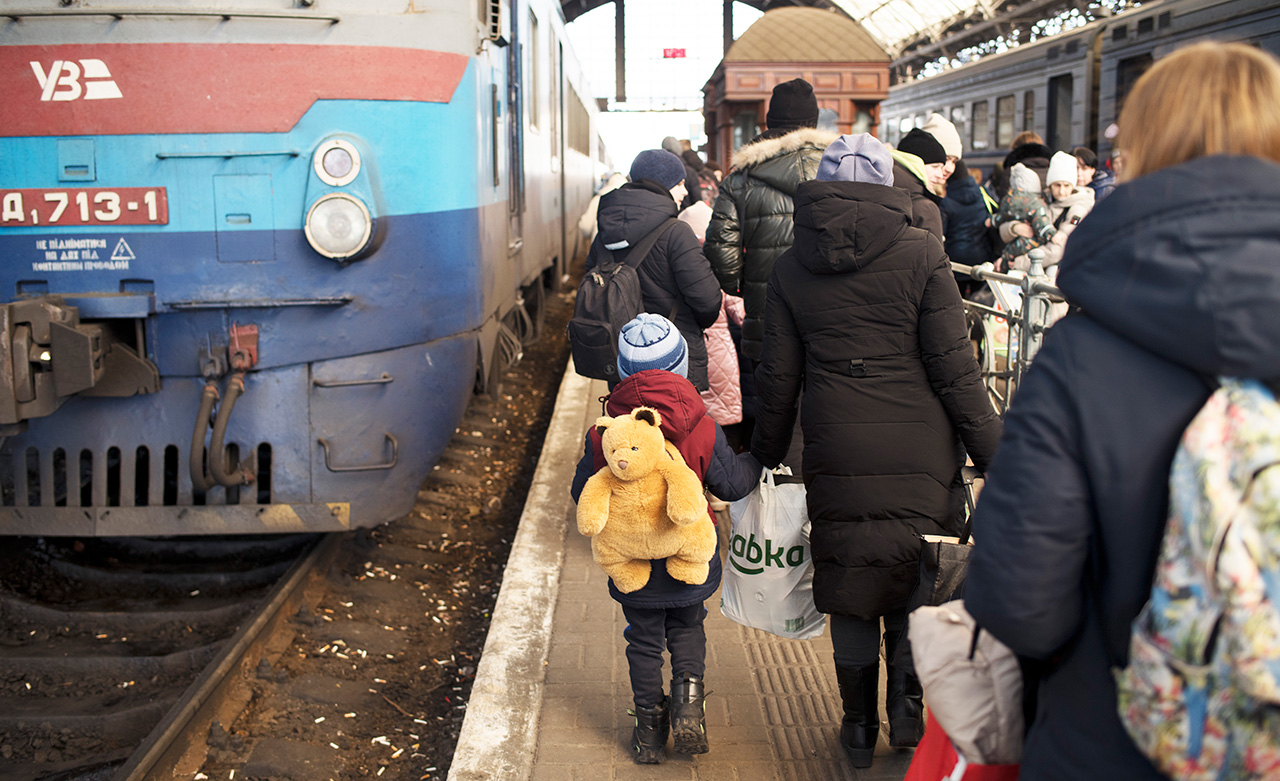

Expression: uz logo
xmin=30 ymin=59 xmax=123 ymax=101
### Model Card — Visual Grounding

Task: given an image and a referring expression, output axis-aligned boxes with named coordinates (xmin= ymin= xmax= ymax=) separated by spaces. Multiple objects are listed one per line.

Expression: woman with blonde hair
xmin=965 ymin=41 xmax=1280 ymax=780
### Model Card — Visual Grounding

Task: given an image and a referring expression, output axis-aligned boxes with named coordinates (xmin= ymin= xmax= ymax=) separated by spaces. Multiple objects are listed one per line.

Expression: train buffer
xmin=450 ymin=364 xmax=916 ymax=780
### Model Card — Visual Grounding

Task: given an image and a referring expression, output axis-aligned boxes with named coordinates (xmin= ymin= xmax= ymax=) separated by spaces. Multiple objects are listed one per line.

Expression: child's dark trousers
xmin=621 ymin=603 xmax=707 ymax=707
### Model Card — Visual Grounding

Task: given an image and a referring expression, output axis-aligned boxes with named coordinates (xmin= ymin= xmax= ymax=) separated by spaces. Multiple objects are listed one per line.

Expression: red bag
xmin=905 ymin=712 xmax=1020 ymax=781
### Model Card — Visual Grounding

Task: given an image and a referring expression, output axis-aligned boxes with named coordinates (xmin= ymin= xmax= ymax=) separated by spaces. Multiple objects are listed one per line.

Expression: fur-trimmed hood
xmin=731 ymin=127 xmax=837 ymax=170
xmin=726 ymin=127 xmax=837 ymax=197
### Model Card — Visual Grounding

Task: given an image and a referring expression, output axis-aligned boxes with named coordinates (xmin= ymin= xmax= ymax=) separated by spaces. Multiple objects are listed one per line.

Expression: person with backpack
xmin=569 ymin=314 xmax=762 ymax=765
xmin=576 ymin=149 xmax=722 ymax=390
xmin=964 ymin=42 xmax=1280 ymax=780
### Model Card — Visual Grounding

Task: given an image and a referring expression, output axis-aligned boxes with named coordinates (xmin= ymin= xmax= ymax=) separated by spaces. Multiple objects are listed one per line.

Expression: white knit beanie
xmin=1046 ymin=151 xmax=1078 ymax=187
xmin=617 ymin=314 xmax=688 ymax=380
xmin=921 ymin=113 xmax=963 ymax=159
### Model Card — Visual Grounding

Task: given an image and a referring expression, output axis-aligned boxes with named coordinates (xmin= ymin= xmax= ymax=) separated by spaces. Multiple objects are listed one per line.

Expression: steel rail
xmin=113 ymin=532 xmax=345 ymax=780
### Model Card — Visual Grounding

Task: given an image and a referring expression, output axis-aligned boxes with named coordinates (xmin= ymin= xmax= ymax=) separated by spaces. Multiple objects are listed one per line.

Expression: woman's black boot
xmin=629 ymin=699 xmax=669 ymax=764
xmin=882 ymin=628 xmax=923 ymax=748
xmin=835 ymin=663 xmax=880 ymax=768
xmin=670 ymin=674 xmax=709 ymax=754
xmin=885 ymin=666 xmax=924 ymax=747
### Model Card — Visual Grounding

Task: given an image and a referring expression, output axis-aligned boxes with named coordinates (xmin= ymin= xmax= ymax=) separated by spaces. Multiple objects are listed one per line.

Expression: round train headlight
xmin=313 ymin=138 xmax=361 ymax=186
xmin=305 ymin=193 xmax=373 ymax=260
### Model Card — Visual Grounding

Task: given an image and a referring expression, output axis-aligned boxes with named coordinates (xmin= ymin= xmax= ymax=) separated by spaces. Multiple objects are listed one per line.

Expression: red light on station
xmin=663 ymin=48 xmax=686 ymax=59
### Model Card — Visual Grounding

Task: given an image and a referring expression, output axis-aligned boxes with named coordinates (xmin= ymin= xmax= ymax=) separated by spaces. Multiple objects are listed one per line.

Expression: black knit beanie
xmin=898 ymin=128 xmax=947 ymax=165
xmin=765 ymin=78 xmax=819 ymax=131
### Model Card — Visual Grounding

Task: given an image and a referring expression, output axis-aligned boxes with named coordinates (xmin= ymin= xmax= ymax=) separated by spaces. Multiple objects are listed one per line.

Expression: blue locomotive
xmin=0 ymin=0 xmax=604 ymax=535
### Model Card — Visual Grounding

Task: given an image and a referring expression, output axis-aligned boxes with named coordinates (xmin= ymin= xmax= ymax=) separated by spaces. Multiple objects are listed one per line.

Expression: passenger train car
xmin=0 ymin=0 xmax=606 ymax=535
xmin=880 ymin=0 xmax=1280 ymax=175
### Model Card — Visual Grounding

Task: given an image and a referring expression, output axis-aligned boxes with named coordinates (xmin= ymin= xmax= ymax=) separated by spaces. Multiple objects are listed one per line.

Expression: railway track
xmin=0 ymin=533 xmax=335 ymax=780
xmin=0 ymin=283 xmax=576 ymax=779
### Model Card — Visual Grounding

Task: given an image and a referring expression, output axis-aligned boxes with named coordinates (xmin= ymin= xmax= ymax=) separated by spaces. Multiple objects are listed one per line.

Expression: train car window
xmin=1158 ymin=12 xmax=1171 ymax=29
xmin=950 ymin=106 xmax=967 ymax=152
xmin=972 ymin=101 xmax=989 ymax=150
xmin=995 ymin=95 xmax=1016 ymax=148
xmin=1023 ymin=91 xmax=1035 ymax=132
xmin=552 ymin=40 xmax=561 ymax=162
xmin=1116 ymin=54 xmax=1154 ymax=115
xmin=914 ymin=114 xmax=926 ymax=129
xmin=899 ymin=117 xmax=914 ymax=136
xmin=529 ymin=11 xmax=540 ymax=130
xmin=1047 ymin=74 xmax=1074 ymax=151
xmin=567 ymin=83 xmax=590 ymax=155
xmin=1137 ymin=17 xmax=1154 ymax=34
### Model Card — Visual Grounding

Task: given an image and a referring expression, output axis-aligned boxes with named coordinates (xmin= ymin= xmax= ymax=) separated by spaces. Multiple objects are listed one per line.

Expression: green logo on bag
xmin=728 ymin=532 xmax=806 ymax=574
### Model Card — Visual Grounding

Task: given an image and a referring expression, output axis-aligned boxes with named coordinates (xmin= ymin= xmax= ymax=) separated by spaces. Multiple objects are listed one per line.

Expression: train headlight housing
xmin=313 ymin=138 xmax=361 ymax=186
xmin=305 ymin=193 xmax=373 ymax=260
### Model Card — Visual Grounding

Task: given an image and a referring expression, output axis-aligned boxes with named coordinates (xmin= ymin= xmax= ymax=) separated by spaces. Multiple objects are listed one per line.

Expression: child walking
xmin=570 ymin=313 xmax=761 ymax=764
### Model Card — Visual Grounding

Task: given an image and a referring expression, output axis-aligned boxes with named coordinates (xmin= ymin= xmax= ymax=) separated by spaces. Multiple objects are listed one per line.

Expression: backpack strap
xmin=614 ymin=217 xmax=681 ymax=271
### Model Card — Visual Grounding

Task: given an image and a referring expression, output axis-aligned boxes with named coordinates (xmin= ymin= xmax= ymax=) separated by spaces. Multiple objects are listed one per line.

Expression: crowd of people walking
xmin=567 ymin=39 xmax=1280 ymax=778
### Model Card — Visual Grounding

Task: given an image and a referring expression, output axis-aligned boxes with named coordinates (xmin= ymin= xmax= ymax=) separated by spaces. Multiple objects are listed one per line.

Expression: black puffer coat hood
xmin=752 ymin=180 xmax=1002 ymax=619
xmin=966 ymin=156 xmax=1280 ymax=780
xmin=703 ymin=128 xmax=837 ymax=360
xmin=791 ymin=181 xmax=911 ymax=274
xmin=590 ymin=182 xmax=722 ymax=390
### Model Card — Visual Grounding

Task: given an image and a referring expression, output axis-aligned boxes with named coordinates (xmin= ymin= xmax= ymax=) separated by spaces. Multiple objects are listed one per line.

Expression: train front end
xmin=0 ymin=2 xmax=499 ymax=535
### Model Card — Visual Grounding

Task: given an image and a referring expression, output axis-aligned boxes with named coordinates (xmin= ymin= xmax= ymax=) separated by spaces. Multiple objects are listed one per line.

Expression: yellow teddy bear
xmin=576 ymin=406 xmax=716 ymax=593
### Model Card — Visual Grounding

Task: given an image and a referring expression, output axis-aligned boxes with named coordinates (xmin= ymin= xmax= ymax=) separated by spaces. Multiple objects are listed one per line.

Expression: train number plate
xmin=1 ymin=187 xmax=169 ymax=227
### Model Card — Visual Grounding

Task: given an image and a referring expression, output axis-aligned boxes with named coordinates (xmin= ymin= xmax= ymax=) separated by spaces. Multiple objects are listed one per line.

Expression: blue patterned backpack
xmin=1115 ymin=378 xmax=1280 ymax=779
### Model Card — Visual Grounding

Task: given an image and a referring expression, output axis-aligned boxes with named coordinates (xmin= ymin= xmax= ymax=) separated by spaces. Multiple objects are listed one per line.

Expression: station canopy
xmin=561 ymin=0 xmax=1099 ymax=79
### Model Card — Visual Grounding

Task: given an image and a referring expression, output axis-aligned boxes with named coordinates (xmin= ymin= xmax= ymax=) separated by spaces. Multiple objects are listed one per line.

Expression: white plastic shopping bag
xmin=720 ymin=467 xmax=824 ymax=640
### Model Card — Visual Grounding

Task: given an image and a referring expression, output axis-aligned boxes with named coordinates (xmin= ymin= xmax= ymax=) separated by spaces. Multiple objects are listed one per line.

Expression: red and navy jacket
xmin=570 ymin=369 xmax=761 ymax=608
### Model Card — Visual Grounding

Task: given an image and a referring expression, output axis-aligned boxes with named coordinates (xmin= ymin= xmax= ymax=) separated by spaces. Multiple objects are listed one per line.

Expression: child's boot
xmin=629 ymin=698 xmax=669 ymax=764
xmin=670 ymin=674 xmax=709 ymax=754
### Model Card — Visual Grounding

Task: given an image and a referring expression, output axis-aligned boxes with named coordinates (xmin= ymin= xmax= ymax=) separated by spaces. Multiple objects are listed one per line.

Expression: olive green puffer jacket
xmin=704 ymin=128 xmax=837 ymax=360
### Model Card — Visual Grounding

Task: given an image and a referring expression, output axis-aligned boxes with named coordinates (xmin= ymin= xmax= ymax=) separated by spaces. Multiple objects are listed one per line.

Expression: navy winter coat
xmin=940 ymin=171 xmax=994 ymax=268
xmin=750 ymin=180 xmax=1002 ymax=619
xmin=966 ymin=155 xmax=1280 ymax=780
xmin=570 ymin=369 xmax=761 ymax=608
xmin=588 ymin=181 xmax=722 ymax=391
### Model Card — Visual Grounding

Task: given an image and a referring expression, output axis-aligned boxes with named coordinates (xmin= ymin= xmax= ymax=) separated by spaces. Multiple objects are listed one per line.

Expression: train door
xmin=507 ymin=4 xmax=525 ymax=256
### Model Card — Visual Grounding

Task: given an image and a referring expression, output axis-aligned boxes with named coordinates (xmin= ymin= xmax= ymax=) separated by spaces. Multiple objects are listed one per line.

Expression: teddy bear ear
xmin=633 ymin=407 xmax=662 ymax=428
xmin=595 ymin=424 xmax=608 ymax=438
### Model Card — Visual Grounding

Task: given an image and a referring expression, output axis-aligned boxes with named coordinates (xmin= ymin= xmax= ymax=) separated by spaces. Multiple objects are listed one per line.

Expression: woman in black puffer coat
xmin=750 ymin=134 xmax=1002 ymax=770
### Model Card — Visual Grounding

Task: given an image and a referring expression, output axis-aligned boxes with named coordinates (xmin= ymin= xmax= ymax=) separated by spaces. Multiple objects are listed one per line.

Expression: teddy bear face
xmin=598 ymin=407 xmax=667 ymax=482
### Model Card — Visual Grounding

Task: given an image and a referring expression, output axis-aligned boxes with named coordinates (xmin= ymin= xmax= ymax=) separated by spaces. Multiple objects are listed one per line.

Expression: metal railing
xmin=952 ymin=248 xmax=1064 ymax=415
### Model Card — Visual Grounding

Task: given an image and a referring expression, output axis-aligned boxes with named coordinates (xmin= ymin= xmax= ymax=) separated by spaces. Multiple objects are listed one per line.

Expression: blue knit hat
xmin=629 ymin=149 xmax=686 ymax=190
xmin=617 ymin=314 xmax=688 ymax=380
xmin=817 ymin=133 xmax=894 ymax=186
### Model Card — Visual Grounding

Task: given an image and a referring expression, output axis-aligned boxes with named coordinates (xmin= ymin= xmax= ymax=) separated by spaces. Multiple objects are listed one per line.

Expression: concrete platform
xmin=450 ymin=364 xmax=915 ymax=781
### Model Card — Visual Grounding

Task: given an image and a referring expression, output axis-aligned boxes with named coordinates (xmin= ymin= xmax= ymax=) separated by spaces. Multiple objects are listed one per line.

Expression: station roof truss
xmin=561 ymin=0 xmax=1101 ymax=83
